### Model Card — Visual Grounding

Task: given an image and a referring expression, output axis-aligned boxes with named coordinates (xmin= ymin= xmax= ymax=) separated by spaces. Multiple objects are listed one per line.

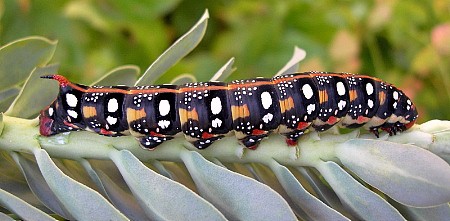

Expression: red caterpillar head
xmin=39 ymin=75 xmax=87 ymax=136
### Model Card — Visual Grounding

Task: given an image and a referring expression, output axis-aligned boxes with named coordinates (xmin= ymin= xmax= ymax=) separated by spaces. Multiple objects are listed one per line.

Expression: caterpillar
xmin=39 ymin=72 xmax=418 ymax=150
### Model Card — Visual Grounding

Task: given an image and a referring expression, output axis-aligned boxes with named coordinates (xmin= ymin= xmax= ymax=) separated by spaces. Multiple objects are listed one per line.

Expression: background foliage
xmin=0 ymin=1 xmax=450 ymax=220
xmin=1 ymin=0 xmax=449 ymax=121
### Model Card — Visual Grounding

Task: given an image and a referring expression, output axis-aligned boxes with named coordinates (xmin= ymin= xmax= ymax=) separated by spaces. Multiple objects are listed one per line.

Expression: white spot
xmin=48 ymin=107 xmax=54 ymax=116
xmin=336 ymin=82 xmax=346 ymax=96
xmin=66 ymin=93 xmax=78 ymax=107
xmin=67 ymin=110 xmax=78 ymax=118
xmin=158 ymin=120 xmax=170 ymax=129
xmin=211 ymin=97 xmax=222 ymax=115
xmin=106 ymin=116 xmax=117 ymax=125
xmin=393 ymin=102 xmax=398 ymax=109
xmin=262 ymin=113 xmax=273 ymax=123
xmin=366 ymin=83 xmax=374 ymax=95
xmin=393 ymin=91 xmax=399 ymax=100
xmin=261 ymin=92 xmax=272 ymax=110
xmin=407 ymin=105 xmax=411 ymax=110
xmin=306 ymin=104 xmax=315 ymax=115
xmin=338 ymin=100 xmax=346 ymax=110
xmin=212 ymin=118 xmax=222 ymax=128
xmin=107 ymin=98 xmax=119 ymax=113
xmin=159 ymin=100 xmax=170 ymax=116
xmin=302 ymin=84 xmax=313 ymax=99
xmin=407 ymin=99 xmax=412 ymax=105
xmin=368 ymin=99 xmax=374 ymax=108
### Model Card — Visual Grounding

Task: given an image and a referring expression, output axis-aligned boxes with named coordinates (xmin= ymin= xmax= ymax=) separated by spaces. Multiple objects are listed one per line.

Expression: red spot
xmin=252 ymin=129 xmax=266 ymax=135
xmin=100 ymin=128 xmax=114 ymax=135
xmin=149 ymin=131 xmax=161 ymax=136
xmin=381 ymin=127 xmax=393 ymax=135
xmin=247 ymin=145 xmax=258 ymax=150
xmin=356 ymin=115 xmax=368 ymax=124
xmin=404 ymin=120 xmax=416 ymax=129
xmin=63 ymin=121 xmax=78 ymax=129
xmin=327 ymin=116 xmax=338 ymax=124
xmin=296 ymin=122 xmax=309 ymax=130
xmin=202 ymin=132 xmax=214 ymax=139
xmin=286 ymin=139 xmax=297 ymax=146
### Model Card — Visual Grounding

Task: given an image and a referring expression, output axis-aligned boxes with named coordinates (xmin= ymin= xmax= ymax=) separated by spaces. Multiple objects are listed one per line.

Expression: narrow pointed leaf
xmin=135 ymin=10 xmax=209 ymax=85
xmin=418 ymin=120 xmax=450 ymax=133
xmin=399 ymin=203 xmax=450 ymax=221
xmin=151 ymin=160 xmax=175 ymax=180
xmin=79 ymin=159 xmax=148 ymax=220
xmin=94 ymin=168 xmax=150 ymax=221
xmin=210 ymin=57 xmax=235 ymax=81
xmin=0 ymin=87 xmax=20 ymax=112
xmin=91 ymin=65 xmax=140 ymax=86
xmin=336 ymin=139 xmax=450 ymax=207
xmin=170 ymin=74 xmax=197 ymax=85
xmin=295 ymin=167 xmax=350 ymax=217
xmin=275 ymin=47 xmax=306 ymax=76
xmin=316 ymin=161 xmax=404 ymax=221
xmin=110 ymin=150 xmax=226 ymax=221
xmin=33 ymin=149 xmax=128 ymax=221
xmin=180 ymin=151 xmax=296 ymax=221
xmin=0 ymin=212 xmax=14 ymax=221
xmin=6 ymin=64 xmax=59 ymax=118
xmin=0 ymin=188 xmax=56 ymax=221
xmin=391 ymin=198 xmax=450 ymax=221
xmin=10 ymin=152 xmax=73 ymax=220
xmin=0 ymin=113 xmax=4 ymax=135
xmin=269 ymin=161 xmax=349 ymax=221
xmin=0 ymin=37 xmax=57 ymax=88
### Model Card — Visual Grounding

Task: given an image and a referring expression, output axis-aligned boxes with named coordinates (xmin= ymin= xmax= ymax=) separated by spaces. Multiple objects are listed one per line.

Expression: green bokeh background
xmin=1 ymin=0 xmax=449 ymax=122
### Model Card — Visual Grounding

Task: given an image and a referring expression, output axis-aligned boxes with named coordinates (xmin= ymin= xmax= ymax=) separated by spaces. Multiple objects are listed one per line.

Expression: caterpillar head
xmin=39 ymin=75 xmax=87 ymax=136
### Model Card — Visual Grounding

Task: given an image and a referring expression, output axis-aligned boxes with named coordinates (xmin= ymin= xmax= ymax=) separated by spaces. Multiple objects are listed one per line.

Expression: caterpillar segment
xmin=39 ymin=72 xmax=418 ymax=150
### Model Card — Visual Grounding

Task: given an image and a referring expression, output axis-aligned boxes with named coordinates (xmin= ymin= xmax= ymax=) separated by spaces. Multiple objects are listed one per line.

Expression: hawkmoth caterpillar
xmin=39 ymin=72 xmax=418 ymax=150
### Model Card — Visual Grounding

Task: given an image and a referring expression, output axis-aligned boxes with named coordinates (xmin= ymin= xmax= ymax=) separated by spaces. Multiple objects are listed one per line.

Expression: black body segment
xmin=340 ymin=74 xmax=380 ymax=128
xmin=124 ymin=84 xmax=181 ymax=149
xmin=228 ymin=78 xmax=282 ymax=148
xmin=178 ymin=82 xmax=232 ymax=149
xmin=310 ymin=74 xmax=351 ymax=131
xmin=39 ymin=72 xmax=419 ymax=150
xmin=273 ymin=74 xmax=319 ymax=144
xmin=82 ymin=86 xmax=129 ymax=136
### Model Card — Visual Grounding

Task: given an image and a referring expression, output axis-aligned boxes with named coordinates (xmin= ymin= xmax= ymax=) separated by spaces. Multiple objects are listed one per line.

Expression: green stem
xmin=0 ymin=115 xmax=448 ymax=168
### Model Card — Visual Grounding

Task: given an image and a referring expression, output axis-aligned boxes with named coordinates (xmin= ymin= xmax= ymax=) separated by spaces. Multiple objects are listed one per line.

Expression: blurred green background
xmin=1 ymin=0 xmax=449 ymax=122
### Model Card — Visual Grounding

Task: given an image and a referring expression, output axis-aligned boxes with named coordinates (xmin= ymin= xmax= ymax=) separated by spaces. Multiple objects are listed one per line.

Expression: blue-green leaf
xmin=0 ymin=188 xmax=56 ymax=221
xmin=89 ymin=165 xmax=149 ymax=221
xmin=210 ymin=57 xmax=235 ymax=81
xmin=110 ymin=150 xmax=226 ymax=221
xmin=91 ymin=65 xmax=140 ymax=86
xmin=135 ymin=10 xmax=209 ymax=85
xmin=0 ymin=212 xmax=14 ymax=221
xmin=269 ymin=161 xmax=349 ymax=220
xmin=0 ymin=87 xmax=20 ymax=112
xmin=0 ymin=113 xmax=4 ymax=135
xmin=180 ymin=150 xmax=296 ymax=221
xmin=399 ymin=203 xmax=450 ymax=221
xmin=295 ymin=167 xmax=351 ymax=217
xmin=5 ymin=64 xmax=59 ymax=118
xmin=316 ymin=161 xmax=404 ymax=221
xmin=275 ymin=47 xmax=306 ymax=76
xmin=10 ymin=152 xmax=73 ymax=220
xmin=336 ymin=139 xmax=450 ymax=207
xmin=33 ymin=149 xmax=128 ymax=221
xmin=170 ymin=74 xmax=197 ymax=84
xmin=0 ymin=37 xmax=57 ymax=88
